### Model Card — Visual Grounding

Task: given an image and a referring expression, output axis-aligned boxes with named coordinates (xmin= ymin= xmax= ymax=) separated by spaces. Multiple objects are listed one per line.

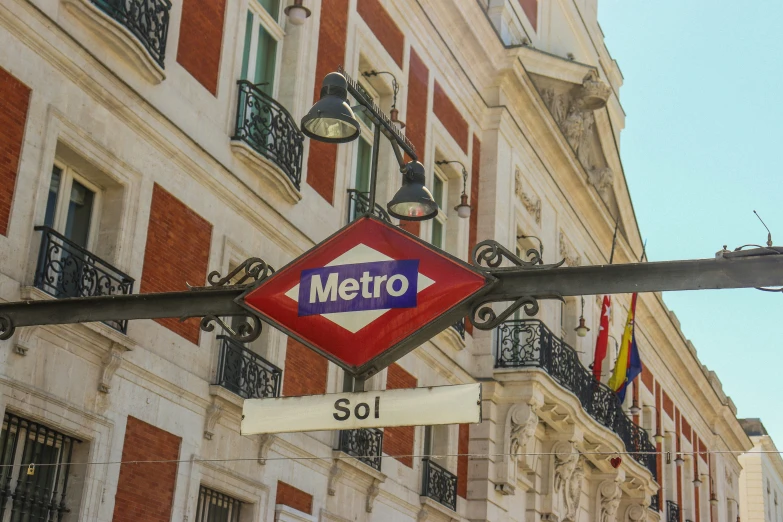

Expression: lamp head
xmin=575 ymin=316 xmax=590 ymax=337
xmin=388 ymin=161 xmax=439 ymax=221
xmin=454 ymin=193 xmax=471 ymax=219
xmin=301 ymin=72 xmax=361 ymax=143
xmin=284 ymin=0 xmax=311 ymax=25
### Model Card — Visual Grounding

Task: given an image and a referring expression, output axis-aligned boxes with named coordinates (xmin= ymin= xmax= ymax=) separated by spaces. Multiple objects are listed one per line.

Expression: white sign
xmin=241 ymin=383 xmax=482 ymax=435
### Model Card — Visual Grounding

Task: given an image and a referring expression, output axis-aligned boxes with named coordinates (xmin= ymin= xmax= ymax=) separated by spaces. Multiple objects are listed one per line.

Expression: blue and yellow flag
xmin=608 ymin=293 xmax=642 ymax=401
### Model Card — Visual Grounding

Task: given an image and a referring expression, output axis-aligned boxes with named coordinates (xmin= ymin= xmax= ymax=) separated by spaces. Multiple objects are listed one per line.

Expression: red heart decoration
xmin=610 ymin=457 xmax=622 ymax=468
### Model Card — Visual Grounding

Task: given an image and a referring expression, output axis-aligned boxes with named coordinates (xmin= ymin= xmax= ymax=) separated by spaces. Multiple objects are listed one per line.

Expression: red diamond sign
xmin=239 ymin=216 xmax=492 ymax=376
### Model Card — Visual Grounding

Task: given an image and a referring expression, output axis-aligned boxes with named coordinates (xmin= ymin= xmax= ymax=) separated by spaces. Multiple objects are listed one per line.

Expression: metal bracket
xmin=207 ymin=257 xmax=275 ymax=287
xmin=471 ymin=239 xmax=564 ymax=271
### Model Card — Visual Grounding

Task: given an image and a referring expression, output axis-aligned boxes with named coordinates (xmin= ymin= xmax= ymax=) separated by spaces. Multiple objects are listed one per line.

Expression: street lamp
xmin=574 ymin=296 xmax=589 ymax=337
xmin=284 ymin=0 xmax=311 ymax=25
xmin=301 ymin=69 xmax=437 ymax=221
xmin=435 ymin=160 xmax=471 ymax=219
xmin=301 ymin=72 xmax=361 ymax=143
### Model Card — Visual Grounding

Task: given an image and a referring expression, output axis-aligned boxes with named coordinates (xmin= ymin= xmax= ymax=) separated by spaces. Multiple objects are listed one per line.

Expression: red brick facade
xmin=662 ymin=389 xmax=674 ymax=418
xmin=0 ymin=68 xmax=30 ymax=237
xmin=357 ymin=0 xmax=404 ymax=67
xmin=384 ymin=363 xmax=417 ymax=467
xmin=433 ymin=81 xmax=468 ymax=153
xmin=282 ymin=338 xmax=328 ymax=396
xmin=176 ymin=0 xmax=226 ymax=95
xmin=140 ymin=184 xmax=212 ymax=344
xmin=399 ymin=48 xmax=430 ymax=237
xmin=457 ymin=423 xmax=469 ymax=498
xmin=465 ymin=135 xmax=481 ymax=335
xmin=275 ymin=481 xmax=313 ymax=514
xmin=306 ymin=0 xmax=350 ymax=203
xmin=112 ymin=416 xmax=181 ymax=522
xmin=518 ymin=0 xmax=538 ymax=31
xmin=641 ymin=363 xmax=654 ymax=391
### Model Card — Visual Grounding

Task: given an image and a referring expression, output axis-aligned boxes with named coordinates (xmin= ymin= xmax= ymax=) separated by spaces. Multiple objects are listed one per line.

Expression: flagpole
xmin=609 ymin=219 xmax=619 ymax=264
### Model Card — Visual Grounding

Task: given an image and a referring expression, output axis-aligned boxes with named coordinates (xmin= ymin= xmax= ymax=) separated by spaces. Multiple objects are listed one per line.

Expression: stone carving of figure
xmin=541 ymin=88 xmax=569 ymax=125
xmin=554 ymin=445 xmax=579 ymax=494
xmin=564 ymin=459 xmax=584 ymax=522
xmin=509 ymin=405 xmax=538 ymax=463
xmin=588 ymin=167 xmax=614 ymax=195
xmin=598 ymin=480 xmax=622 ymax=522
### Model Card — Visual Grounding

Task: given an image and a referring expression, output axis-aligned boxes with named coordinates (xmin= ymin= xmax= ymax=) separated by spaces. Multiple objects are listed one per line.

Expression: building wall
xmin=0 ymin=0 xmax=750 ymax=521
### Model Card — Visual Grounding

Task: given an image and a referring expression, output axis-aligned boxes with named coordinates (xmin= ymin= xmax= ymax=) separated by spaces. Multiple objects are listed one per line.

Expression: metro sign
xmin=239 ymin=216 xmax=493 ymax=377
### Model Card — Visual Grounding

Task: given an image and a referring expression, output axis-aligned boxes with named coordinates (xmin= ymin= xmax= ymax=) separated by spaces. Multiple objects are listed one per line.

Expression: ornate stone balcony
xmin=421 ymin=458 xmax=457 ymax=511
xmin=495 ymin=319 xmax=657 ymax=481
xmin=214 ymin=336 xmax=282 ymax=399
xmin=33 ymin=226 xmax=134 ymax=333
xmin=338 ymin=428 xmax=383 ymax=472
xmin=666 ymin=500 xmax=681 ymax=522
xmin=346 ymin=190 xmax=391 ymax=224
xmin=231 ymin=81 xmax=304 ymax=204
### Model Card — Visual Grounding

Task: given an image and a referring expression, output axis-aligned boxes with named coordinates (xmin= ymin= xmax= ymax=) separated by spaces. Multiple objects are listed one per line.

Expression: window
xmin=44 ymin=163 xmax=101 ymax=250
xmin=240 ymin=0 xmax=284 ymax=96
xmin=347 ymin=80 xmax=377 ymax=221
xmin=0 ymin=412 xmax=80 ymax=521
xmin=430 ymin=167 xmax=447 ymax=249
xmin=196 ymin=486 xmax=241 ymax=522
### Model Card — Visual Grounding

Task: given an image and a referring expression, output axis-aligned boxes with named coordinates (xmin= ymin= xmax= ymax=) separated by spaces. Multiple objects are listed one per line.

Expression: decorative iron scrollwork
xmin=472 ymin=239 xmax=564 ymax=271
xmin=207 ymin=258 xmax=275 ymax=287
xmin=470 ymin=295 xmax=541 ymax=331
xmin=0 ymin=315 xmax=15 ymax=341
xmin=199 ymin=314 xmax=262 ymax=344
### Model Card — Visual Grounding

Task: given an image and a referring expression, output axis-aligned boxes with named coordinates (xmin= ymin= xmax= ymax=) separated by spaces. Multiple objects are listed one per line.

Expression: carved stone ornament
xmin=366 ymin=478 xmax=382 ymax=513
xmin=515 ymin=168 xmax=542 ymax=225
xmin=559 ymin=231 xmax=582 ymax=267
xmin=588 ymin=167 xmax=614 ymax=196
xmin=203 ymin=400 xmax=223 ymax=440
xmin=13 ymin=325 xmax=39 ymax=356
xmin=98 ymin=342 xmax=126 ymax=393
xmin=553 ymin=442 xmax=579 ymax=495
xmin=498 ymin=403 xmax=539 ymax=494
xmin=563 ymin=458 xmax=585 ymax=522
xmin=327 ymin=462 xmax=344 ymax=496
xmin=257 ymin=434 xmax=275 ymax=465
xmin=625 ymin=503 xmax=647 ymax=522
xmin=580 ymin=70 xmax=612 ymax=111
xmin=597 ymin=480 xmax=623 ymax=522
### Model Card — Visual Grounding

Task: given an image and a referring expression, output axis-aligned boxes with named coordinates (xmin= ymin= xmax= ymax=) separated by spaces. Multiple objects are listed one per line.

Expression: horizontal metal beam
xmin=0 ymin=288 xmax=244 ymax=328
xmin=484 ymin=253 xmax=783 ymax=299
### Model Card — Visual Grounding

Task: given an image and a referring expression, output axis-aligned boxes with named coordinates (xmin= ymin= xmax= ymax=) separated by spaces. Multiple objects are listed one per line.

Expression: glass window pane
xmin=254 ymin=0 xmax=280 ymax=22
xmin=353 ymin=83 xmax=375 ymax=129
xmin=354 ymin=138 xmax=372 ymax=193
xmin=432 ymin=219 xmax=443 ymax=249
xmin=44 ymin=166 xmax=62 ymax=228
xmin=433 ymin=176 xmax=444 ymax=208
xmin=64 ymin=180 xmax=95 ymax=248
xmin=240 ymin=11 xmax=254 ymax=81
xmin=254 ymin=25 xmax=277 ymax=94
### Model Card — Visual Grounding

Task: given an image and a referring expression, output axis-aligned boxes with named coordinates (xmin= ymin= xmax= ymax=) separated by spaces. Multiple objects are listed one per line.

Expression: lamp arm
xmin=390 ymin=141 xmax=407 ymax=171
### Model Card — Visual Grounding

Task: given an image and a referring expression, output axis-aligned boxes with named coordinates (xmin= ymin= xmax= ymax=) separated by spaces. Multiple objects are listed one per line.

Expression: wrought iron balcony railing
xmin=33 ymin=226 xmax=134 ymax=333
xmin=666 ymin=500 xmax=680 ymax=522
xmin=650 ymin=493 xmax=660 ymax=512
xmin=421 ymin=458 xmax=457 ymax=511
xmin=495 ymin=319 xmax=657 ymax=481
xmin=346 ymin=190 xmax=391 ymax=224
xmin=91 ymin=0 xmax=171 ymax=68
xmin=451 ymin=318 xmax=466 ymax=340
xmin=232 ymin=81 xmax=304 ymax=191
xmin=215 ymin=336 xmax=282 ymax=399
xmin=338 ymin=428 xmax=383 ymax=471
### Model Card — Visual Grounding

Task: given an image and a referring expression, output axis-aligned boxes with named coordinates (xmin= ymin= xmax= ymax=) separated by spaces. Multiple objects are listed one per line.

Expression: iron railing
xmin=346 ymin=190 xmax=391 ymax=224
xmin=495 ymin=319 xmax=658 ymax=481
xmin=195 ymin=485 xmax=241 ymax=522
xmin=232 ymin=81 xmax=304 ymax=190
xmin=338 ymin=429 xmax=383 ymax=471
xmin=91 ymin=0 xmax=171 ymax=68
xmin=650 ymin=493 xmax=660 ymax=511
xmin=214 ymin=336 xmax=282 ymax=399
xmin=451 ymin=318 xmax=466 ymax=340
xmin=34 ymin=226 xmax=134 ymax=333
xmin=0 ymin=412 xmax=80 ymax=521
xmin=666 ymin=500 xmax=680 ymax=522
xmin=421 ymin=458 xmax=457 ymax=511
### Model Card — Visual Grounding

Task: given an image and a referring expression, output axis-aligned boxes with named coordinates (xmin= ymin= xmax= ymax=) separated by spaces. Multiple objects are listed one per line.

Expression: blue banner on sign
xmin=298 ymin=260 xmax=419 ymax=316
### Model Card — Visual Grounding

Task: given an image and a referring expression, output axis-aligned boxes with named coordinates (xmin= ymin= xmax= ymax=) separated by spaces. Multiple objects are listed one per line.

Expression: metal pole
xmin=367 ymin=123 xmax=382 ymax=210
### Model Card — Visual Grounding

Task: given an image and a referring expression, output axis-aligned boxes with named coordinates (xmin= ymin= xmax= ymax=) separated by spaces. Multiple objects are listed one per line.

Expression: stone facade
xmin=739 ymin=419 xmax=783 ymax=522
xmin=0 ymin=0 xmax=751 ymax=521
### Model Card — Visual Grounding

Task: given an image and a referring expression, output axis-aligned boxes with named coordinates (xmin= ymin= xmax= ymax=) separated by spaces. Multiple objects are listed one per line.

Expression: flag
xmin=608 ymin=293 xmax=643 ymax=401
xmin=592 ymin=295 xmax=611 ymax=381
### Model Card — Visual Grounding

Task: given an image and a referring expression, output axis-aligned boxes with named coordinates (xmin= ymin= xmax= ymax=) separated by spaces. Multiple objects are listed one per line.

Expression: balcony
xmin=91 ymin=0 xmax=170 ymax=68
xmin=338 ymin=428 xmax=383 ymax=472
xmin=451 ymin=318 xmax=466 ymax=340
xmin=33 ymin=226 xmax=134 ymax=333
xmin=495 ymin=319 xmax=657 ymax=481
xmin=421 ymin=458 xmax=457 ymax=511
xmin=650 ymin=493 xmax=660 ymax=512
xmin=346 ymin=190 xmax=391 ymax=224
xmin=666 ymin=500 xmax=680 ymax=522
xmin=214 ymin=336 xmax=282 ymax=399
xmin=231 ymin=81 xmax=304 ymax=202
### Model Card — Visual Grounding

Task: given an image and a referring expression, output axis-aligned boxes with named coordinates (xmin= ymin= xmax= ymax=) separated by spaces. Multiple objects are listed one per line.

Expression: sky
xmin=597 ymin=1 xmax=783 ymax=446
